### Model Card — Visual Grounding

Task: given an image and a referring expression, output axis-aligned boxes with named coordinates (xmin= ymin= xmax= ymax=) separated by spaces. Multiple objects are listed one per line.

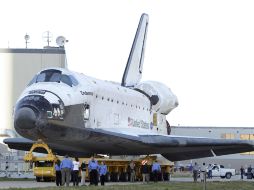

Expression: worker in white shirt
xmin=72 ymin=157 xmax=80 ymax=186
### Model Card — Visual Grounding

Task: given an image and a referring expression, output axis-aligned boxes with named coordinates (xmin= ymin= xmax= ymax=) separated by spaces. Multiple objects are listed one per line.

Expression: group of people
xmin=240 ymin=165 xmax=253 ymax=180
xmin=88 ymin=156 xmax=107 ymax=186
xmin=130 ymin=160 xmax=161 ymax=183
xmin=54 ymin=155 xmax=107 ymax=187
xmin=192 ymin=162 xmax=207 ymax=182
xmin=54 ymin=156 xmax=163 ymax=186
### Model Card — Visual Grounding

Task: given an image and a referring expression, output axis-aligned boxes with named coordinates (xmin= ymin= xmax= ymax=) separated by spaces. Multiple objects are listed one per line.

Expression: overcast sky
xmin=1 ymin=0 xmax=254 ymax=127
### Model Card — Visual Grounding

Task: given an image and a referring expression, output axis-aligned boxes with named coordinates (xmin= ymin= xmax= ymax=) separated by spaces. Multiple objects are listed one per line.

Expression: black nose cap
xmin=15 ymin=107 xmax=37 ymax=129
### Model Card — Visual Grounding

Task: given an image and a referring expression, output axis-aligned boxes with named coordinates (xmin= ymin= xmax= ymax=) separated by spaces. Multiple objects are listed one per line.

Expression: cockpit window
xmin=36 ymin=69 xmax=61 ymax=83
xmin=61 ymin=74 xmax=72 ymax=86
xmin=27 ymin=75 xmax=37 ymax=86
xmin=27 ymin=69 xmax=79 ymax=87
xmin=69 ymin=75 xmax=79 ymax=86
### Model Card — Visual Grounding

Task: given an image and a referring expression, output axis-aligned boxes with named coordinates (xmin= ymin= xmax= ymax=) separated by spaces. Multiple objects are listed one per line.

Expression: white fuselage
xmin=16 ymin=68 xmax=170 ymax=139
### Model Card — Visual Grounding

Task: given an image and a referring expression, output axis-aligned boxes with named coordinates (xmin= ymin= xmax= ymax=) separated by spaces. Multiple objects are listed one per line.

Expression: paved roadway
xmin=0 ymin=175 xmax=253 ymax=189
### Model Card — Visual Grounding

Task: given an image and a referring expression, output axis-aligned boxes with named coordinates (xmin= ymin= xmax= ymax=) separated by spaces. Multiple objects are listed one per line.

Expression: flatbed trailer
xmin=24 ymin=140 xmax=174 ymax=182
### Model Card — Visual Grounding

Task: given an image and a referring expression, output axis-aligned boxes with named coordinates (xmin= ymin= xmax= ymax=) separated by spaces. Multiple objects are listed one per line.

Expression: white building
xmin=0 ymin=47 xmax=66 ymax=174
xmin=171 ymin=126 xmax=254 ymax=170
xmin=0 ymin=48 xmax=66 ymax=138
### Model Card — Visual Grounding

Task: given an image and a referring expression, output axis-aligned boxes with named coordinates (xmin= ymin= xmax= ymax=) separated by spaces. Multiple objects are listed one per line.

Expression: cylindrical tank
xmin=136 ymin=81 xmax=178 ymax=114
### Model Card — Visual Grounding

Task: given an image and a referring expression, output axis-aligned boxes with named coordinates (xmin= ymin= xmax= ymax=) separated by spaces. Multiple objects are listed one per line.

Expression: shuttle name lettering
xmin=80 ymin=91 xmax=93 ymax=96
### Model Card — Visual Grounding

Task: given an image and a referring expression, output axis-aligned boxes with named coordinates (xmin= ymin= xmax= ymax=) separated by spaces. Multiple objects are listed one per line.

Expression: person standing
xmin=208 ymin=164 xmax=212 ymax=179
xmin=129 ymin=160 xmax=136 ymax=182
xmin=88 ymin=156 xmax=99 ymax=186
xmin=72 ymin=157 xmax=80 ymax=186
xmin=152 ymin=160 xmax=161 ymax=182
xmin=60 ymin=155 xmax=73 ymax=187
xmin=247 ymin=165 xmax=252 ymax=179
xmin=193 ymin=162 xmax=199 ymax=182
xmin=55 ymin=159 xmax=62 ymax=186
xmin=240 ymin=166 xmax=245 ymax=180
xmin=141 ymin=162 xmax=149 ymax=183
xmin=200 ymin=163 xmax=206 ymax=182
xmin=80 ymin=160 xmax=87 ymax=186
xmin=99 ymin=161 xmax=107 ymax=186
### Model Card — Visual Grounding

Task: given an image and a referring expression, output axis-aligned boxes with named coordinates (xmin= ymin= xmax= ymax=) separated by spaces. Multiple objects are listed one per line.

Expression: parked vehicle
xmin=209 ymin=164 xmax=235 ymax=179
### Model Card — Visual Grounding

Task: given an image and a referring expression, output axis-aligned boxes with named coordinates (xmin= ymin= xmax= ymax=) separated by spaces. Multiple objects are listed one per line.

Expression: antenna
xmin=56 ymin=36 xmax=69 ymax=68
xmin=42 ymin=31 xmax=53 ymax=47
xmin=24 ymin=33 xmax=30 ymax=48
xmin=56 ymin=36 xmax=68 ymax=48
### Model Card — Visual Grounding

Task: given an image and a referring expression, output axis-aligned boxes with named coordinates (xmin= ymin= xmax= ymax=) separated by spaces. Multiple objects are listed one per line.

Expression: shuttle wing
xmin=121 ymin=13 xmax=149 ymax=87
xmin=139 ymin=135 xmax=254 ymax=161
xmin=4 ymin=130 xmax=254 ymax=161
xmin=3 ymin=137 xmax=90 ymax=157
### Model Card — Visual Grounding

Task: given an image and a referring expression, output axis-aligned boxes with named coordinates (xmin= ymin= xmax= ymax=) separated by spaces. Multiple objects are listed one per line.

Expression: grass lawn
xmin=0 ymin=177 xmax=34 ymax=181
xmin=2 ymin=181 xmax=254 ymax=190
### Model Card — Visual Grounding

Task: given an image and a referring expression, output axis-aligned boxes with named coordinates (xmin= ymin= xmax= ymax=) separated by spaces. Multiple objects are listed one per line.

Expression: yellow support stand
xmin=23 ymin=139 xmax=58 ymax=162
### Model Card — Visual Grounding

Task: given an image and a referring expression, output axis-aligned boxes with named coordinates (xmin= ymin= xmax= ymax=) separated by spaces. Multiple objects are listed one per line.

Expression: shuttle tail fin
xmin=121 ymin=13 xmax=149 ymax=87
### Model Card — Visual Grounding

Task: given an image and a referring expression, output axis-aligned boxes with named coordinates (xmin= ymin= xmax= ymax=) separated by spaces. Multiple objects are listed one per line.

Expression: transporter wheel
xmin=36 ymin=177 xmax=40 ymax=182
xmin=116 ymin=173 xmax=120 ymax=182
xmin=106 ymin=172 xmax=111 ymax=182
xmin=124 ymin=172 xmax=129 ymax=181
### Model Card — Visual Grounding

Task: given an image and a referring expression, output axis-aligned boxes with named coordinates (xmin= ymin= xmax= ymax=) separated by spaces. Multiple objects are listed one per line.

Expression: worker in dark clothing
xmin=141 ymin=162 xmax=150 ymax=183
xmin=55 ymin=160 xmax=62 ymax=186
xmin=80 ymin=161 xmax=86 ymax=186
xmin=88 ymin=156 xmax=99 ymax=185
xmin=247 ymin=165 xmax=252 ymax=179
xmin=240 ymin=166 xmax=245 ymax=180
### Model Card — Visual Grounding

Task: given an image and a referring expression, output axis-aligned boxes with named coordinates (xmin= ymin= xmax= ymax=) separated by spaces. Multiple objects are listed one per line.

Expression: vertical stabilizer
xmin=121 ymin=13 xmax=149 ymax=87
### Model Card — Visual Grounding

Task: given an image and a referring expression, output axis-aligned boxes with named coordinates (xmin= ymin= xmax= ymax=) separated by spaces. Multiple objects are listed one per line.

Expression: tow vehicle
xmin=23 ymin=140 xmax=58 ymax=182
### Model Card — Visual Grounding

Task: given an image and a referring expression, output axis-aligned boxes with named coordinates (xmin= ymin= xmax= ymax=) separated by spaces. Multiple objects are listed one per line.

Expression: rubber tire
xmin=36 ymin=177 xmax=40 ymax=182
xmin=225 ymin=173 xmax=232 ymax=179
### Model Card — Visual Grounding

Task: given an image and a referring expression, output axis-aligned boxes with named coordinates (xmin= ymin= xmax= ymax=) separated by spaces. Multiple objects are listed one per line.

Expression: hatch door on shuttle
xmin=114 ymin=113 xmax=119 ymax=126
xmin=83 ymin=104 xmax=90 ymax=120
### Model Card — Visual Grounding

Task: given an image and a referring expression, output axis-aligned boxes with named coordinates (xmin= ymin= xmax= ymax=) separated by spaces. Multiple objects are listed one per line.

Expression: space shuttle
xmin=4 ymin=14 xmax=254 ymax=161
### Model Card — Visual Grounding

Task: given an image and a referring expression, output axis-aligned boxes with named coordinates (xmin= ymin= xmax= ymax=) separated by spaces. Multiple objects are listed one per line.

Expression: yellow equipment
xmin=24 ymin=140 xmax=174 ymax=182
xmin=23 ymin=139 xmax=58 ymax=182
xmin=81 ymin=155 xmax=173 ymax=182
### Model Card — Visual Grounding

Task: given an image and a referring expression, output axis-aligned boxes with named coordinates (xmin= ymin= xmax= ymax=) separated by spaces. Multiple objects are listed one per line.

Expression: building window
xmin=240 ymin=134 xmax=254 ymax=155
xmin=221 ymin=133 xmax=235 ymax=139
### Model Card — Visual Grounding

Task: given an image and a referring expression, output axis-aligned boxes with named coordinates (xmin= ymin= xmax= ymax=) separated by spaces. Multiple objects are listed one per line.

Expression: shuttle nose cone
xmin=15 ymin=107 xmax=37 ymax=129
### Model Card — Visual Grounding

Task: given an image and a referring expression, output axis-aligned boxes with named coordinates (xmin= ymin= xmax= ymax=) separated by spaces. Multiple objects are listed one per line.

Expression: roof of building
xmin=0 ymin=48 xmax=65 ymax=54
